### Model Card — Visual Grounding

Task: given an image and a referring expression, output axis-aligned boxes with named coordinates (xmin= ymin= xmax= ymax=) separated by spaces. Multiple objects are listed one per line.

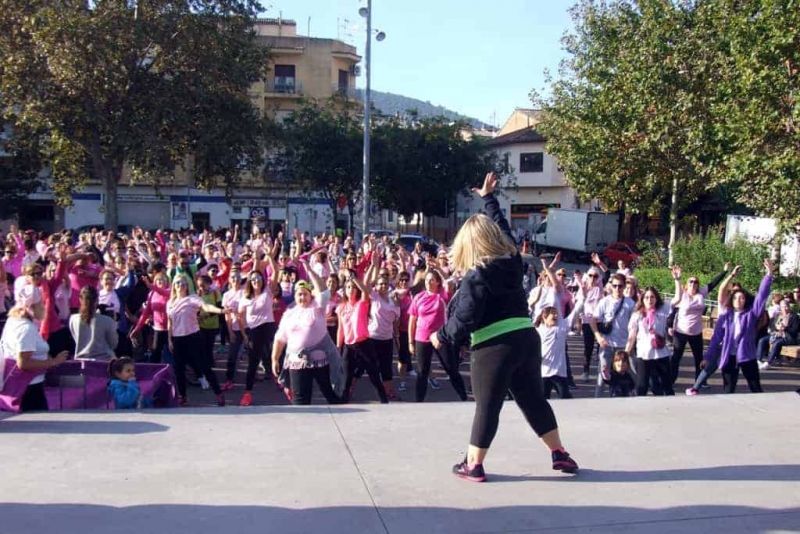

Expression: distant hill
xmin=359 ymin=89 xmax=490 ymax=129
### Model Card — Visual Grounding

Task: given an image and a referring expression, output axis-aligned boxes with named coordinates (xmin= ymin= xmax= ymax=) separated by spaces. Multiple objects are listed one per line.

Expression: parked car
xmin=602 ymin=241 xmax=641 ymax=267
xmin=397 ymin=234 xmax=440 ymax=256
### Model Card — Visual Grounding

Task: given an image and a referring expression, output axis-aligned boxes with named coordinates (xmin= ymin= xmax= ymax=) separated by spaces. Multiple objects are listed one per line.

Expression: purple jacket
xmin=704 ymin=274 xmax=772 ymax=369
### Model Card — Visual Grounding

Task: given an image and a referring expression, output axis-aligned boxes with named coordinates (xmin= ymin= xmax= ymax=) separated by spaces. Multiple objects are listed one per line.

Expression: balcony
xmin=331 ymin=84 xmax=361 ymax=101
xmin=264 ymin=78 xmax=304 ymax=97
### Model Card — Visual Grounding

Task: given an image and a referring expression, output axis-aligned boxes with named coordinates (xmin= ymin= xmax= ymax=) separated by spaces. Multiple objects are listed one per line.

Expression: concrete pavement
xmin=1 ymin=392 xmax=798 ymax=533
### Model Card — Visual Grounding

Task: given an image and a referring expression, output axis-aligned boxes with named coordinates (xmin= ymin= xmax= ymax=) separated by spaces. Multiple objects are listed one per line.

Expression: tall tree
xmin=0 ymin=0 xmax=269 ymax=229
xmin=268 ymin=98 xmax=364 ymax=235
xmin=533 ymin=0 xmax=723 ymax=263
xmin=371 ymin=117 xmax=502 ymax=223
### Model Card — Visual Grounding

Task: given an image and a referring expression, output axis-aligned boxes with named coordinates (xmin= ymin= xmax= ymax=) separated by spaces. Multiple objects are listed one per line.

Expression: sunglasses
xmin=31 ymin=272 xmax=44 ymax=278
xmin=174 ymin=280 xmax=188 ymax=287
xmin=611 ymin=284 xmax=624 ymax=288
xmin=588 ymin=274 xmax=598 ymax=278
xmin=250 ymin=277 xmax=263 ymax=283
xmin=688 ymin=280 xmax=699 ymax=285
xmin=556 ymin=273 xmax=566 ymax=277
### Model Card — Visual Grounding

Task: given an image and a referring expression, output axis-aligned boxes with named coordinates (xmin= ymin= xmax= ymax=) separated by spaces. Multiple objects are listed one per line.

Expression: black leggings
xmin=671 ymin=331 xmax=704 ymax=384
xmin=636 ymin=358 xmax=674 ymax=396
xmin=581 ymin=324 xmax=597 ymax=373
xmin=371 ymin=338 xmax=394 ymax=382
xmin=21 ymin=382 xmax=48 ymax=412
xmin=469 ymin=328 xmax=558 ymax=448
xmin=173 ymin=332 xmax=221 ymax=398
xmin=289 ymin=366 xmax=341 ymax=405
xmin=543 ymin=376 xmax=573 ymax=399
xmin=245 ymin=322 xmax=277 ymax=391
xmin=342 ymin=340 xmax=388 ymax=403
xmin=151 ymin=330 xmax=168 ymax=364
xmin=721 ymin=358 xmax=763 ymax=393
xmin=414 ymin=341 xmax=468 ymax=402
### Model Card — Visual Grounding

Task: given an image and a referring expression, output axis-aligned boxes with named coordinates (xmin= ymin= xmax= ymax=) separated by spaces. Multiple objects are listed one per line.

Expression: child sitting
xmin=603 ymin=350 xmax=636 ymax=397
xmin=107 ymin=357 xmax=150 ymax=409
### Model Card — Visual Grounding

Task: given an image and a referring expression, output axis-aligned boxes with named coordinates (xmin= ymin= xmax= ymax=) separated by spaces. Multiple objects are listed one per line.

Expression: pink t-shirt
xmin=394 ymin=289 xmax=412 ymax=333
xmin=581 ymin=284 xmax=604 ymax=322
xmin=275 ymin=291 xmax=330 ymax=356
xmin=368 ymin=289 xmax=399 ymax=340
xmin=675 ymin=288 xmax=708 ymax=336
xmin=167 ymin=294 xmax=204 ymax=337
xmin=222 ymin=288 xmax=242 ymax=332
xmin=409 ymin=290 xmax=448 ymax=342
xmin=238 ymin=289 xmax=275 ymax=328
xmin=337 ymin=299 xmax=370 ymax=345
xmin=68 ymin=264 xmax=102 ymax=309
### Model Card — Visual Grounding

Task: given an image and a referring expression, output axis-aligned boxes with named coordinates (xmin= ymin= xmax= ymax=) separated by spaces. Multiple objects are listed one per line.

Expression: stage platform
xmin=1 ymin=392 xmax=799 ymax=533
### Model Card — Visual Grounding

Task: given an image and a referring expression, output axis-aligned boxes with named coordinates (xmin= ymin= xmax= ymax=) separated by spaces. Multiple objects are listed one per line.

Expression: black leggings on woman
xmin=226 ymin=330 xmax=244 ymax=382
xmin=414 ymin=341 xmax=468 ymax=402
xmin=150 ymin=330 xmax=168 ymax=364
xmin=581 ymin=324 xmax=597 ymax=374
xmin=671 ymin=331 xmax=704 ymax=384
xmin=636 ymin=358 xmax=674 ymax=396
xmin=342 ymin=340 xmax=387 ymax=403
xmin=469 ymin=328 xmax=557 ymax=448
xmin=289 ymin=366 xmax=341 ymax=405
xmin=721 ymin=358 xmax=762 ymax=393
xmin=245 ymin=322 xmax=277 ymax=391
xmin=173 ymin=332 xmax=221 ymax=398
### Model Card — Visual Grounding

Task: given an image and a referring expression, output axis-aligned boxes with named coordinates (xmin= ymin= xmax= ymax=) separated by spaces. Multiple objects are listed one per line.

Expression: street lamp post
xmin=359 ymin=1 xmax=385 ymax=240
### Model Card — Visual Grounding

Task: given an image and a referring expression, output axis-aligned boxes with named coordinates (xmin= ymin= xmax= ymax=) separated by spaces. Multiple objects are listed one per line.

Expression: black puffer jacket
xmin=437 ymin=193 xmax=529 ymax=348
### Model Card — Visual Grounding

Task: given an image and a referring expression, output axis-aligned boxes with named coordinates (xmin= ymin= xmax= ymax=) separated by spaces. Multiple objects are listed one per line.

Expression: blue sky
xmin=268 ymin=0 xmax=575 ymax=127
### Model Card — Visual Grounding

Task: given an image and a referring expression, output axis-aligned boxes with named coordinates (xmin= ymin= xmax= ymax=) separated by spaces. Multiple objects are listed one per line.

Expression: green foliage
xmin=0 ymin=123 xmax=42 ymax=217
xmin=635 ymin=229 xmax=788 ymax=296
xmin=0 ymin=0 xmax=270 ymax=228
xmin=371 ymin=117 xmax=501 ymax=219
xmin=534 ymin=0 xmax=800 ymax=237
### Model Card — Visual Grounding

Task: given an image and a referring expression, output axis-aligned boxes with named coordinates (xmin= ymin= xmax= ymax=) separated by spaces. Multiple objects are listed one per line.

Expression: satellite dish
xmin=375 ymin=31 xmax=386 ymax=41
xmin=358 ymin=7 xmax=369 ymax=18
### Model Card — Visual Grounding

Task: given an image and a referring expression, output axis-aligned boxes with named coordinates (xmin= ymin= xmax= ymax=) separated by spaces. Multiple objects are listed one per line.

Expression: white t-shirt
xmin=368 ymin=290 xmax=399 ymax=341
xmin=1 ymin=317 xmax=49 ymax=385
xmin=629 ymin=303 xmax=672 ymax=361
xmin=594 ymin=296 xmax=636 ymax=348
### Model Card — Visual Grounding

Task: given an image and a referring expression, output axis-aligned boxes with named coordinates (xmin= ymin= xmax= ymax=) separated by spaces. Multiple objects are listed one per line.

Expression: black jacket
xmin=437 ymin=193 xmax=529 ymax=348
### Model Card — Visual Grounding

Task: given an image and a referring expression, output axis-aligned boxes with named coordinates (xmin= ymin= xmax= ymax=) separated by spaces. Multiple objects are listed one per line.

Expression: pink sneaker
xmin=685 ymin=388 xmax=698 ymax=396
xmin=220 ymin=380 xmax=234 ymax=392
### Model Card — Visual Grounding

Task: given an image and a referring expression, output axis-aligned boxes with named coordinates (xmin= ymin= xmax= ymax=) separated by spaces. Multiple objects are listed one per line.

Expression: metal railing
xmin=265 ymin=78 xmax=304 ymax=95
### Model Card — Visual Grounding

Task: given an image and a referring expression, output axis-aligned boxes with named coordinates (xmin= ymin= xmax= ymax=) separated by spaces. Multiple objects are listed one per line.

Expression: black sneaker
xmin=552 ymin=450 xmax=579 ymax=473
xmin=452 ymin=458 xmax=486 ymax=482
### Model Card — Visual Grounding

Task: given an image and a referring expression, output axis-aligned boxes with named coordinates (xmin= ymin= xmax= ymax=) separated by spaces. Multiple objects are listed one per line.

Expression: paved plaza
xmin=1 ymin=388 xmax=798 ymax=534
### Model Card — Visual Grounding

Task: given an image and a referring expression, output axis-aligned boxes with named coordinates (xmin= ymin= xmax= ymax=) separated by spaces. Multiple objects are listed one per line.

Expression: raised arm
xmin=671 ymin=265 xmax=683 ymax=306
xmin=473 ymin=172 xmax=515 ymax=247
xmin=752 ymin=259 xmax=774 ymax=318
xmin=717 ymin=265 xmax=742 ymax=306
xmin=298 ymin=258 xmax=325 ymax=294
xmin=703 ymin=263 xmax=730 ymax=295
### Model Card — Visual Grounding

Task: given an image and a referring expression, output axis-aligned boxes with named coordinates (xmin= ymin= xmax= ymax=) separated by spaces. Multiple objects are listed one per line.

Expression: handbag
xmin=651 ymin=333 xmax=666 ymax=349
xmin=597 ymin=299 xmax=624 ymax=335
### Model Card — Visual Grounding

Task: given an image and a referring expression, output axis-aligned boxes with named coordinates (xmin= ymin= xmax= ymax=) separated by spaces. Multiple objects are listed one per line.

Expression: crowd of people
xmin=0 ymin=188 xmax=796 ymax=414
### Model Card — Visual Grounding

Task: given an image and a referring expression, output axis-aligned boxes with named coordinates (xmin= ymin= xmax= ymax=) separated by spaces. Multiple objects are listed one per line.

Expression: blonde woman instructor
xmin=431 ymin=172 xmax=579 ymax=482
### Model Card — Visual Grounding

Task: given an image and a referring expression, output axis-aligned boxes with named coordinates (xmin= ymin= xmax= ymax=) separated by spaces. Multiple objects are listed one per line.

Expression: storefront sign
xmin=250 ymin=207 xmax=268 ymax=219
xmin=119 ymin=194 xmax=168 ymax=202
xmin=231 ymin=198 xmax=286 ymax=208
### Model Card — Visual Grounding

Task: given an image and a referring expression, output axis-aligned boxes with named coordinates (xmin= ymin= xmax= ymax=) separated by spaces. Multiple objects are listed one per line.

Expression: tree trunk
xmin=668 ymin=176 xmax=678 ymax=266
xmin=103 ymin=170 xmax=119 ymax=231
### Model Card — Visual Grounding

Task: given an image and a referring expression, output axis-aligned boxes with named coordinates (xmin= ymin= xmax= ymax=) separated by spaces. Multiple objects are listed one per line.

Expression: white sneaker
xmin=568 ymin=331 xmax=578 ymax=337
xmin=409 ymin=369 xmax=418 ymax=377
xmin=398 ymin=381 xmax=407 ymax=392
xmin=759 ymin=361 xmax=770 ymax=370
xmin=199 ymin=377 xmax=210 ymax=390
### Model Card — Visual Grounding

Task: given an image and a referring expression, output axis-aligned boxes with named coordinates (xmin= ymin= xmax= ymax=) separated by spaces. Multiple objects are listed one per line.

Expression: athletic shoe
xmin=699 ymin=383 xmax=710 ymax=389
xmin=685 ymin=388 xmax=698 ymax=396
xmin=408 ymin=369 xmax=418 ymax=377
xmin=758 ymin=361 xmax=770 ymax=370
xmin=567 ymin=378 xmax=578 ymax=390
xmin=216 ymin=394 xmax=226 ymax=407
xmin=452 ymin=458 xmax=486 ymax=482
xmin=397 ymin=381 xmax=407 ymax=392
xmin=429 ymin=377 xmax=442 ymax=390
xmin=239 ymin=391 xmax=252 ymax=407
xmin=220 ymin=380 xmax=234 ymax=391
xmin=551 ymin=450 xmax=579 ymax=473
xmin=581 ymin=372 xmax=590 ymax=383
xmin=387 ymin=390 xmax=400 ymax=401
xmin=179 ymin=396 xmax=189 ymax=407
xmin=199 ymin=377 xmax=210 ymax=390
xmin=568 ymin=330 xmax=578 ymax=337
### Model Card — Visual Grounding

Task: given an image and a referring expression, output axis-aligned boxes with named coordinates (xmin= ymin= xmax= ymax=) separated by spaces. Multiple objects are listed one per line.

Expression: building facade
xmin=18 ymin=18 xmax=361 ymax=236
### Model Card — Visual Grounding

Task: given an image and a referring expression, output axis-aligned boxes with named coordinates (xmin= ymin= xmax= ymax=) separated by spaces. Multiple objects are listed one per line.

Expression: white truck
xmin=533 ymin=209 xmax=620 ymax=261
xmin=724 ymin=214 xmax=800 ymax=277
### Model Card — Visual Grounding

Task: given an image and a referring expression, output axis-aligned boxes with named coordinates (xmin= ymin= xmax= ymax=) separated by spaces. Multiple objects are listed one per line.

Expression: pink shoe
xmin=220 ymin=380 xmax=234 ymax=392
xmin=685 ymin=388 xmax=698 ymax=396
xmin=240 ymin=391 xmax=252 ymax=406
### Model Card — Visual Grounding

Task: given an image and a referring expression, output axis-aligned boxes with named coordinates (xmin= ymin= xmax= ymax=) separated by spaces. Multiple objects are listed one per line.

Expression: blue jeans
xmin=767 ymin=338 xmax=794 ymax=364
xmin=757 ymin=335 xmax=771 ymax=361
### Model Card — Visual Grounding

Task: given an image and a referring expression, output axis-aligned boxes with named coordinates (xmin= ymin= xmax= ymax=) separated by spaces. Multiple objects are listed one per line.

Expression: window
xmin=520 ymin=152 xmax=544 ymax=173
xmin=274 ymin=65 xmax=296 ymax=93
xmin=338 ymin=69 xmax=349 ymax=93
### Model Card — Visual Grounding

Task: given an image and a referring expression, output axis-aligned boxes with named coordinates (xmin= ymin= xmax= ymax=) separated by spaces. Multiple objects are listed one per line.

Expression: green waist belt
xmin=471 ymin=317 xmax=532 ymax=346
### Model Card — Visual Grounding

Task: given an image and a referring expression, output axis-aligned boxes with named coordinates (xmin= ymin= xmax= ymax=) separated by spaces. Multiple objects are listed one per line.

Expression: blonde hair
xmin=170 ymin=274 xmax=189 ymax=302
xmin=449 ymin=213 xmax=518 ymax=272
